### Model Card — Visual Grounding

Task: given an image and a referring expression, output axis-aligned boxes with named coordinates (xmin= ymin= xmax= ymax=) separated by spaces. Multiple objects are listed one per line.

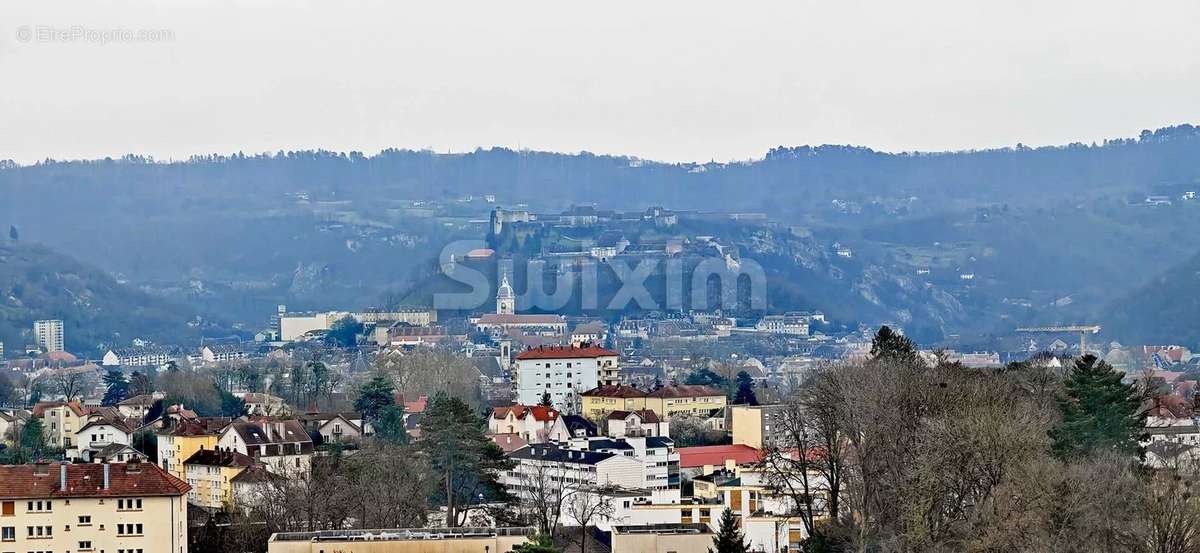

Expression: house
xmin=72 ymin=416 xmax=136 ymax=462
xmin=0 ymin=460 xmax=190 ymax=553
xmin=217 ymin=420 xmax=315 ymax=475
xmin=183 ymin=448 xmax=257 ymax=511
xmin=489 ymin=404 xmax=570 ymax=443
xmin=731 ymin=404 xmax=790 ymax=450
xmin=297 ymin=412 xmax=366 ymax=443
xmin=31 ymin=400 xmax=93 ymax=449
xmin=514 ymin=344 xmax=621 ymax=410
xmin=117 ymin=393 xmax=161 ymax=421
xmin=378 ymin=325 xmax=459 ymax=348
xmin=570 ymin=321 xmax=608 ymax=346
xmin=562 ymin=414 xmax=599 ymax=438
xmin=156 ymin=417 xmax=231 ymax=481
xmin=606 ymin=409 xmax=670 ymax=438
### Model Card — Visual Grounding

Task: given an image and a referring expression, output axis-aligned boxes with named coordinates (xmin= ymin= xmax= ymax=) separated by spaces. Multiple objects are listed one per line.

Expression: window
xmin=77 ymin=515 xmax=91 ymax=526
xmin=79 ymin=539 xmax=94 ymax=550
xmin=0 ymin=526 xmax=13 ymax=541
xmin=26 ymin=525 xmax=52 ymax=538
xmin=25 ymin=501 xmax=51 ymax=513
xmin=0 ymin=502 xmax=11 ymax=516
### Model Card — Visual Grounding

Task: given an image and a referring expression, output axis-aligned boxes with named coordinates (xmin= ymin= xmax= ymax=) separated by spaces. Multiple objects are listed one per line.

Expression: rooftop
xmin=677 ymin=444 xmax=763 ymax=468
xmin=270 ymin=527 xmax=535 ymax=542
xmin=0 ymin=461 xmax=190 ymax=499
xmin=516 ymin=344 xmax=616 ymax=360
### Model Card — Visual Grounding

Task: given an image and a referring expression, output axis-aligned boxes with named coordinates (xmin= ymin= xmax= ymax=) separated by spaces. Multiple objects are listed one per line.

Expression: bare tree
xmin=565 ymin=484 xmax=616 ymax=553
xmin=1143 ymin=470 xmax=1200 ymax=553
xmin=513 ymin=459 xmax=574 ymax=535
xmin=51 ymin=369 xmax=96 ymax=401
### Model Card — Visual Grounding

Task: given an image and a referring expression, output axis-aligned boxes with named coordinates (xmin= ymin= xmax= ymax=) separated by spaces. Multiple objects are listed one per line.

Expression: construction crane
xmin=1016 ymin=325 xmax=1102 ymax=354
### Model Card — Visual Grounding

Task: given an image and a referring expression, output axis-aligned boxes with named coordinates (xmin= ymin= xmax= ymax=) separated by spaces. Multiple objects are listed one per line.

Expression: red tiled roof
xmin=517 ymin=345 xmax=616 ymax=360
xmin=677 ymin=445 xmax=762 ymax=468
xmin=647 ymin=385 xmax=724 ymax=399
xmin=489 ymin=433 xmax=529 ymax=453
xmin=492 ymin=404 xmax=560 ymax=422
xmin=0 ymin=462 xmax=190 ymax=499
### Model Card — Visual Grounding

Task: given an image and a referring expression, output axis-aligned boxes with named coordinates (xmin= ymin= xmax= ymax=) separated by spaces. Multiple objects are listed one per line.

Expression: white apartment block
xmin=514 ymin=345 xmax=620 ymax=411
xmin=33 ymin=319 xmax=64 ymax=353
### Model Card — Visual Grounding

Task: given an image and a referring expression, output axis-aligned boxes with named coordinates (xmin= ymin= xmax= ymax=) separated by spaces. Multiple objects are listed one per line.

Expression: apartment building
xmin=183 ymin=449 xmax=256 ymax=511
xmin=33 ymin=320 xmax=64 ymax=353
xmin=502 ymin=442 xmax=646 ymax=497
xmin=0 ymin=460 xmax=190 ymax=553
xmin=567 ymin=436 xmax=682 ymax=491
xmin=581 ymin=384 xmax=726 ymax=421
xmin=514 ymin=345 xmax=620 ymax=410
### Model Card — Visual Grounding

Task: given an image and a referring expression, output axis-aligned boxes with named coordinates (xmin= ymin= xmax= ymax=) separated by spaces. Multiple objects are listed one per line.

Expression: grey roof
xmin=509 ymin=444 xmax=616 ymax=466
xmin=584 ymin=439 xmax=634 ymax=451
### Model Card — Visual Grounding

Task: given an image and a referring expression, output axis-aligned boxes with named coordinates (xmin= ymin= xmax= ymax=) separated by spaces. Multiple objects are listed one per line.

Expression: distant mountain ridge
xmin=0 ymin=239 xmax=208 ymax=355
xmin=2 ymin=124 xmax=1199 ymax=343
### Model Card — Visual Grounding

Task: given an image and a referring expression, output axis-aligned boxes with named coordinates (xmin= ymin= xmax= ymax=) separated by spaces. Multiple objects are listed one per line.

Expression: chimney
xmin=103 ymin=463 xmax=110 ymax=489
xmin=60 ymin=464 xmax=67 ymax=491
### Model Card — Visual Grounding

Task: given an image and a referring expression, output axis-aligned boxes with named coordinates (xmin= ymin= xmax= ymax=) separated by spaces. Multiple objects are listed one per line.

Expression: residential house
xmin=238 ymin=393 xmax=287 ymax=416
xmin=217 ymin=420 xmax=315 ymax=475
xmin=0 ymin=460 xmax=190 ymax=553
xmin=156 ymin=418 xmax=230 ymax=481
xmin=297 ymin=412 xmax=366 ymax=443
xmin=92 ymin=443 xmax=148 ymax=464
xmin=117 ymin=394 xmax=160 ymax=422
xmin=606 ymin=409 xmax=669 ymax=438
xmin=32 ymin=400 xmax=92 ymax=449
xmin=73 ymin=416 xmax=136 ymax=462
xmin=183 ymin=448 xmax=257 ymax=511
xmin=488 ymin=405 xmax=570 ymax=443
xmin=676 ymin=444 xmax=763 ymax=478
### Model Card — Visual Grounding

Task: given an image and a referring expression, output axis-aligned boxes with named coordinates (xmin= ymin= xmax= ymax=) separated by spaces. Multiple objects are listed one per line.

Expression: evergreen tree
xmin=710 ymin=508 xmax=751 ymax=553
xmin=1051 ymin=354 xmax=1148 ymax=459
xmin=733 ymin=371 xmax=759 ymax=405
xmin=419 ymin=392 xmax=514 ymax=526
xmin=870 ymin=325 xmax=919 ymax=366
xmin=8 ymin=225 xmax=17 ymax=241
xmin=374 ymin=403 xmax=409 ymax=444
xmin=539 ymin=392 xmax=553 ymax=408
xmin=218 ymin=389 xmax=247 ymax=417
xmin=354 ymin=375 xmax=396 ymax=425
xmin=101 ymin=369 xmax=130 ymax=406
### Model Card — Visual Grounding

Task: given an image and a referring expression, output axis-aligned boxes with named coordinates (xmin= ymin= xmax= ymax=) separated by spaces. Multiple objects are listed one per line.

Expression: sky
xmin=2 ymin=0 xmax=1199 ymax=164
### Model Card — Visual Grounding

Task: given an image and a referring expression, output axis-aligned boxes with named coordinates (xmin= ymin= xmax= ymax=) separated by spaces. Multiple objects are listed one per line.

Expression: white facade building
xmin=34 ymin=319 xmax=64 ymax=352
xmin=514 ymin=345 xmax=620 ymax=411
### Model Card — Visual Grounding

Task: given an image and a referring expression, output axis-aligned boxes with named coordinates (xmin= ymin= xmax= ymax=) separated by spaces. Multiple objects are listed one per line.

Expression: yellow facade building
xmin=581 ymin=384 xmax=726 ymax=421
xmin=183 ymin=449 xmax=256 ymax=511
xmin=157 ymin=418 xmax=226 ymax=481
xmin=0 ymin=460 xmax=190 ymax=553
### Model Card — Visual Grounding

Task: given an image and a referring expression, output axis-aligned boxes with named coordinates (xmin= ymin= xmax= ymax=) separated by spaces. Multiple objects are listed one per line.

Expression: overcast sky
xmin=2 ymin=0 xmax=1199 ymax=164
